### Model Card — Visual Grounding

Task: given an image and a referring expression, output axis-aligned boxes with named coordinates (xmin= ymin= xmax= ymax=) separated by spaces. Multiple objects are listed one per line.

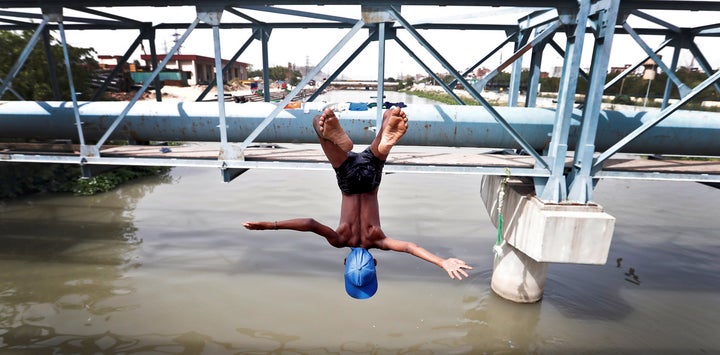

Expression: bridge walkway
xmin=3 ymin=141 xmax=718 ymax=184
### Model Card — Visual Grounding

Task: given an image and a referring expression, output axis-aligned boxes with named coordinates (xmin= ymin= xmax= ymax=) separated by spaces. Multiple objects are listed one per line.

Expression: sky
xmin=50 ymin=5 xmax=720 ymax=80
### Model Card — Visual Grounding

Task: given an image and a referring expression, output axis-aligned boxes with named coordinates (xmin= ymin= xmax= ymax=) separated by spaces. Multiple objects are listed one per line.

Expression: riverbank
xmin=406 ymin=83 xmax=720 ymax=112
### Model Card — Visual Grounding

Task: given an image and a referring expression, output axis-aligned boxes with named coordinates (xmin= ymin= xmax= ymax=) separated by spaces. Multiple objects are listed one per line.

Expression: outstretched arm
xmin=243 ymin=218 xmax=341 ymax=247
xmin=376 ymin=237 xmax=472 ymax=280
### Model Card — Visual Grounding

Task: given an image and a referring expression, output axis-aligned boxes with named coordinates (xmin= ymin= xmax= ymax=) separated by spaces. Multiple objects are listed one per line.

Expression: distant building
xmin=610 ymin=64 xmax=632 ymax=74
xmin=140 ymin=54 xmax=249 ymax=86
xmin=476 ymin=67 xmax=491 ymax=77
xmin=97 ymin=55 xmax=125 ymax=70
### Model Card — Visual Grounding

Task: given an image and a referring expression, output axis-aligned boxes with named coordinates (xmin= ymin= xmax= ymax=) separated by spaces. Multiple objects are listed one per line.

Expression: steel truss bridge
xmin=1 ymin=1 xmax=720 ymax=204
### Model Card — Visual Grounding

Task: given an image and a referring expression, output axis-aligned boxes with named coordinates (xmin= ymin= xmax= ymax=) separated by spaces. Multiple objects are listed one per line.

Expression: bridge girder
xmin=0 ymin=1 xmax=719 ymax=203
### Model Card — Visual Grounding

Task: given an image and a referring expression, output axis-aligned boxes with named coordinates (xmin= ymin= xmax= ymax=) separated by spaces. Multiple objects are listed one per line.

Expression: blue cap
xmin=344 ymin=248 xmax=378 ymax=299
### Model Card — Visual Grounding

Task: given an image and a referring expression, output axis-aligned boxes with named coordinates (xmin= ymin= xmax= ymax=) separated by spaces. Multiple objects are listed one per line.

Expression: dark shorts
xmin=335 ymin=147 xmax=385 ymax=195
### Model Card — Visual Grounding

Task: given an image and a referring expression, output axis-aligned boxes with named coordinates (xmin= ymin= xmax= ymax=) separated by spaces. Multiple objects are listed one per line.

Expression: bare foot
xmin=313 ymin=108 xmax=353 ymax=152
xmin=376 ymin=107 xmax=408 ymax=157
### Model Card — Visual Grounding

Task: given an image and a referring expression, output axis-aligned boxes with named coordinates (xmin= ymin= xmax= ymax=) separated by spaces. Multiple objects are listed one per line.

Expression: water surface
xmin=1 ymin=91 xmax=719 ymax=353
xmin=1 ymin=167 xmax=719 ymax=354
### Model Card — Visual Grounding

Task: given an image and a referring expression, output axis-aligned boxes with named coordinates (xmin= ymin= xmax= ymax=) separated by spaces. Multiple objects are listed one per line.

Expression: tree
xmin=0 ymin=30 xmax=98 ymax=101
xmin=247 ymin=65 xmax=303 ymax=86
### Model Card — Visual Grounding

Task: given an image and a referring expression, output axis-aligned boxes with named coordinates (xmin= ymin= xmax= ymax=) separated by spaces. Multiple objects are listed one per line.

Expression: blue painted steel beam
xmin=548 ymin=39 xmax=590 ymax=82
xmin=375 ymin=21 xmax=387 ymax=133
xmin=685 ymin=38 xmax=720 ymax=96
xmin=41 ymin=28 xmax=60 ymax=100
xmin=259 ymin=25 xmax=271 ymax=102
xmin=58 ymin=18 xmax=86 ymax=148
xmin=567 ymin=0 xmax=621 ymax=203
xmin=2 ymin=0 xmax=718 ymax=11
xmin=90 ymin=24 xmax=153 ymax=101
xmin=68 ymin=6 xmax=144 ymax=25
xmin=198 ymin=6 xmax=235 ymax=159
xmin=602 ymin=37 xmax=672 ymax=92
xmin=389 ymin=6 xmax=550 ymax=171
xmin=594 ymin=69 xmax=720 ymax=168
xmin=0 ymin=16 xmax=48 ymax=98
xmin=309 ymin=36 xmax=373 ymax=102
xmin=661 ymin=43 xmax=682 ymax=109
xmin=507 ymin=27 xmax=529 ymax=108
xmin=238 ymin=19 xmax=367 ymax=151
xmin=237 ymin=5 xmax=357 ymax=24
xmin=2 ymin=101 xmax=720 ymax=157
xmin=538 ymin=2 xmax=590 ymax=202
xmin=393 ymin=37 xmax=464 ymax=105
xmin=629 ymin=9 xmax=680 ymax=34
xmin=91 ymin=17 xmax=201 ymax=156
xmin=0 ymin=79 xmax=23 ymax=100
xmin=448 ymin=31 xmax=516 ymax=90
xmin=474 ymin=21 xmax=559 ymax=93
xmin=623 ymin=22 xmax=690 ymax=97
xmin=525 ymin=24 xmax=552 ymax=108
xmin=196 ymin=28 xmax=258 ymax=102
xmin=0 ymin=9 xmax=137 ymax=29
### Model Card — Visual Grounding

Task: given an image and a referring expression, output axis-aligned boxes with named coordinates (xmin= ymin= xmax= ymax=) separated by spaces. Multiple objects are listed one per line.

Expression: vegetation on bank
xmin=408 ymin=68 xmax=720 ymax=106
xmin=403 ymin=89 xmax=479 ymax=105
xmin=1 ymin=30 xmax=170 ymax=199
xmin=1 ymin=31 xmax=97 ymax=101
xmin=247 ymin=66 xmax=304 ymax=86
xmin=0 ymin=164 xmax=171 ymax=199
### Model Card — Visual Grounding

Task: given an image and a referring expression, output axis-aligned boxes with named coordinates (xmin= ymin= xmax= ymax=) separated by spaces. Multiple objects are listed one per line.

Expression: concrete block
xmin=481 ymin=175 xmax=615 ymax=264
xmin=505 ymin=196 xmax=615 ymax=264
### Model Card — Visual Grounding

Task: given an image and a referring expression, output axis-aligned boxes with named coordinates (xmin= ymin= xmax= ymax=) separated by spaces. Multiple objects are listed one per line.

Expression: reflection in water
xmin=0 ymin=173 xmax=173 ymax=351
xmin=2 ymin=325 xmax=237 ymax=353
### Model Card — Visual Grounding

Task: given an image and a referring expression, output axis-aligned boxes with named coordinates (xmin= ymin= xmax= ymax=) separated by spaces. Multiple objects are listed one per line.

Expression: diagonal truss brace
xmin=537 ymin=1 xmax=591 ymax=202
xmin=238 ymin=19 xmax=367 ymax=151
xmin=623 ymin=21 xmax=690 ymax=98
xmin=309 ymin=35 xmax=374 ymax=102
xmin=394 ymin=36 xmax=465 ymax=104
xmin=594 ymin=68 xmax=720 ymax=169
xmin=474 ymin=21 xmax=560 ymax=93
xmin=0 ymin=16 xmax=49 ymax=98
xmin=389 ymin=5 xmax=549 ymax=171
xmin=91 ymin=17 xmax=201 ymax=156
xmin=197 ymin=27 xmax=259 ymax=102
xmin=566 ymin=0 xmax=621 ymax=203
xmin=603 ymin=36 xmax=672 ymax=91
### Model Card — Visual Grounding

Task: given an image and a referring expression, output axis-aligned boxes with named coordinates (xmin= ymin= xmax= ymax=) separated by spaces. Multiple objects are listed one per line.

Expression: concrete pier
xmin=480 ymin=176 xmax=616 ymax=303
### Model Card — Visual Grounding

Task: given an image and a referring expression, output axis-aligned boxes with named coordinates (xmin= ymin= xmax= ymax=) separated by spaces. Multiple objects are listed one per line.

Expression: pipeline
xmin=1 ymin=100 xmax=719 ymax=156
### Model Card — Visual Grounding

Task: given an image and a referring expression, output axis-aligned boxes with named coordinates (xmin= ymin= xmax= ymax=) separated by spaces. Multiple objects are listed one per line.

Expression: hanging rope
xmin=493 ymin=168 xmax=511 ymax=259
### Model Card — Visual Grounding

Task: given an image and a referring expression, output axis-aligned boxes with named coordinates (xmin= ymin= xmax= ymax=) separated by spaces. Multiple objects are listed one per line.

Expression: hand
xmin=243 ymin=221 xmax=274 ymax=230
xmin=441 ymin=258 xmax=472 ymax=280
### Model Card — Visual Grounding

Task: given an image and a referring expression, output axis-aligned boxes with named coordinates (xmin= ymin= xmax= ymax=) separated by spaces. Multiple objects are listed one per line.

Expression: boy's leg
xmin=313 ymin=108 xmax=353 ymax=168
xmin=370 ymin=107 xmax=408 ymax=161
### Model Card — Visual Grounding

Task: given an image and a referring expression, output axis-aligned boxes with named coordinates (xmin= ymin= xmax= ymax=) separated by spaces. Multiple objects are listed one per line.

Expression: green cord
xmin=496 ymin=213 xmax=503 ymax=246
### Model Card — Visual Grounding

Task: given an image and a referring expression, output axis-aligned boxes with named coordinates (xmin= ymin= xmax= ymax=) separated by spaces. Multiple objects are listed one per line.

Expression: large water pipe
xmin=1 ymin=101 xmax=719 ymax=156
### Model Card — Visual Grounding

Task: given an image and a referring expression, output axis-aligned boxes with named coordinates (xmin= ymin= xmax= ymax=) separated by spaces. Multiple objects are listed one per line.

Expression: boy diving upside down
xmin=244 ymin=107 xmax=472 ymax=299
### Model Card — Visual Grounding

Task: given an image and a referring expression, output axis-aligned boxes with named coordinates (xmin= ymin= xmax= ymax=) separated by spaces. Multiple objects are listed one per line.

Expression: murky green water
xmin=1 ymin=166 xmax=719 ymax=354
xmin=1 ymin=91 xmax=719 ymax=353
